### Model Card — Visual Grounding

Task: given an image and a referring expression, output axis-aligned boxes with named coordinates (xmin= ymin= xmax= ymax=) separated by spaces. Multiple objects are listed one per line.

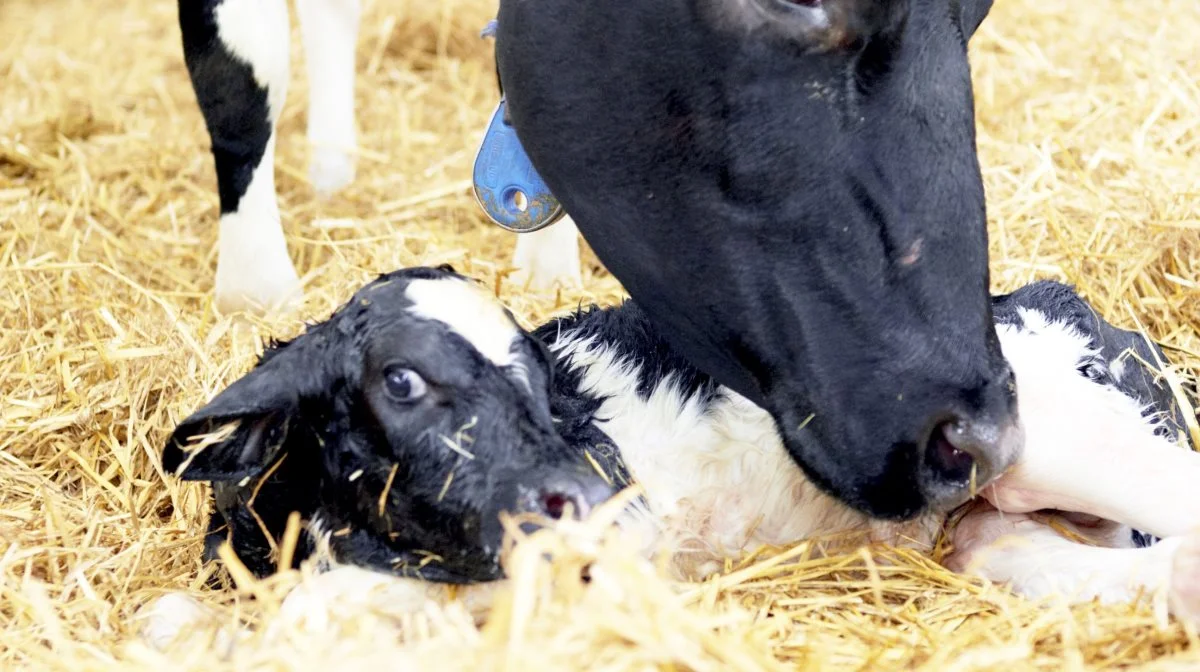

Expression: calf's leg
xmin=179 ymin=0 xmax=301 ymax=314
xmin=946 ymin=506 xmax=1200 ymax=623
xmin=984 ymin=425 xmax=1200 ymax=541
xmin=296 ymin=0 xmax=360 ymax=196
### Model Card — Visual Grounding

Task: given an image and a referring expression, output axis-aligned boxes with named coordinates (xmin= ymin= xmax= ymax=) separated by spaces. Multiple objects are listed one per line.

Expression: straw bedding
xmin=2 ymin=0 xmax=1199 ymax=668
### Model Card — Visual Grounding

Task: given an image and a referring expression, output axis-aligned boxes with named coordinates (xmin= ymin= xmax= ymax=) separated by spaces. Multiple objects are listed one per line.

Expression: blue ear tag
xmin=472 ymin=100 xmax=565 ymax=233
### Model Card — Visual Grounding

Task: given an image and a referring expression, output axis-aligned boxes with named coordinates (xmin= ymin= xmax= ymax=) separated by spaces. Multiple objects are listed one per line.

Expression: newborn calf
xmin=538 ymin=279 xmax=1200 ymax=615
xmin=161 ymin=265 xmax=612 ymax=583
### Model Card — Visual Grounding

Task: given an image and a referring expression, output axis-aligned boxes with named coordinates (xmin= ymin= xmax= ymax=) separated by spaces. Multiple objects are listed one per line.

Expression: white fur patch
xmin=213 ymin=0 xmax=291 ymax=121
xmin=551 ymin=332 xmax=940 ymax=579
xmin=405 ymin=278 xmax=519 ymax=367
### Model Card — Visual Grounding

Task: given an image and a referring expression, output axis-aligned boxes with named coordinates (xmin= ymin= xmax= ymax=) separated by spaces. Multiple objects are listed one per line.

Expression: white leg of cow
xmin=946 ymin=508 xmax=1188 ymax=615
xmin=509 ymin=215 xmax=583 ymax=290
xmin=185 ymin=0 xmax=302 ymax=314
xmin=296 ymin=0 xmax=360 ymax=196
xmin=986 ymin=320 xmax=1200 ymax=539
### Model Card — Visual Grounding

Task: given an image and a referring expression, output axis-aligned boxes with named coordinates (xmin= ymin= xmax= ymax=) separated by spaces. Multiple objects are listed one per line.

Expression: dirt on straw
xmin=2 ymin=0 xmax=1200 ymax=669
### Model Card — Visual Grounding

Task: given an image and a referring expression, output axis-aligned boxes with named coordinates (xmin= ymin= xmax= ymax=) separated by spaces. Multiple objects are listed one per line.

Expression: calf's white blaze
xmin=405 ymin=278 xmax=520 ymax=368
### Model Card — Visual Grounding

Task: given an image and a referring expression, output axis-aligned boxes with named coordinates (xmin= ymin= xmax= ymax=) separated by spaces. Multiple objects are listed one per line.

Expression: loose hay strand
xmin=2 ymin=0 xmax=1200 ymax=669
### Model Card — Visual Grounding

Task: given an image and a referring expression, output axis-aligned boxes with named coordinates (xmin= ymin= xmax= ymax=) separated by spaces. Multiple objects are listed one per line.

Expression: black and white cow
xmin=177 ymin=0 xmax=582 ymax=315
xmin=495 ymin=0 xmax=1024 ymax=519
xmin=160 ymin=266 xmax=613 ymax=583
xmin=143 ymin=273 xmax=1200 ymax=651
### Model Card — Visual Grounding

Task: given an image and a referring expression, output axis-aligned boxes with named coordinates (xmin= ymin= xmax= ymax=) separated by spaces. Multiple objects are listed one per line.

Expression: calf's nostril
xmin=540 ymin=490 xmax=572 ymax=520
xmin=924 ymin=421 xmax=978 ymax=485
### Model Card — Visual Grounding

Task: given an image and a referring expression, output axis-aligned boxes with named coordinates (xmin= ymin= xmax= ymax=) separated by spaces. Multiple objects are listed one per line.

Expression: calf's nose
xmin=530 ymin=472 xmax=615 ymax=521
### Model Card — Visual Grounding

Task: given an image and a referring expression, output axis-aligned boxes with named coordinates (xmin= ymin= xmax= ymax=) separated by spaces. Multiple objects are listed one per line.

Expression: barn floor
xmin=3 ymin=0 xmax=1200 ymax=669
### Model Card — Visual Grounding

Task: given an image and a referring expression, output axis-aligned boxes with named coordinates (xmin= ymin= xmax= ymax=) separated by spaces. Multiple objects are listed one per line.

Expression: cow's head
xmin=164 ymin=267 xmax=614 ymax=581
xmin=496 ymin=0 xmax=1019 ymax=519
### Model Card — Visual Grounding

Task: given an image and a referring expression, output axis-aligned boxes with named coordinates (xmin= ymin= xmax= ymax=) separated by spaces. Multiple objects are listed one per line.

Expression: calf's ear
xmin=1099 ymin=324 xmax=1191 ymax=446
xmin=162 ymin=331 xmax=342 ymax=482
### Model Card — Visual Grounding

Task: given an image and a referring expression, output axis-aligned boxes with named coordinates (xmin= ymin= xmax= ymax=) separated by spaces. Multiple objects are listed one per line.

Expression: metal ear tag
xmin=472 ymin=100 xmax=565 ymax=233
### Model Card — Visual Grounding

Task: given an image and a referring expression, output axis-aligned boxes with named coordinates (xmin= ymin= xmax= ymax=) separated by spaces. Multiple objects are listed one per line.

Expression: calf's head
xmin=991 ymin=279 xmax=1192 ymax=448
xmin=163 ymin=266 xmax=613 ymax=582
xmin=496 ymin=0 xmax=1018 ymax=518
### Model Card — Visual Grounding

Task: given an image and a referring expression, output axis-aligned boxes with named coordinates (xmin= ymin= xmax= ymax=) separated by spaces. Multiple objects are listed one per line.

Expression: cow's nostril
xmin=924 ymin=421 xmax=977 ymax=485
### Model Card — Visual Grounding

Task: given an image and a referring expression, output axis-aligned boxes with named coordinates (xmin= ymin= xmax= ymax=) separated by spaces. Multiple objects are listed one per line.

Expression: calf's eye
xmin=1077 ymin=361 xmax=1107 ymax=383
xmin=383 ymin=367 xmax=428 ymax=402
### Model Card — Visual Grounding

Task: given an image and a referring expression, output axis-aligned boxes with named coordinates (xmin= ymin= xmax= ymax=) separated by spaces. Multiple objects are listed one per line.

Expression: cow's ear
xmin=958 ymin=0 xmax=994 ymax=39
xmin=162 ymin=328 xmax=343 ymax=482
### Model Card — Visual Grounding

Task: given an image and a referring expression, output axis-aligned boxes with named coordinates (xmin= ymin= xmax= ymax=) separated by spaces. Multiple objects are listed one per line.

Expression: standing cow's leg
xmin=179 ymin=0 xmax=301 ymax=314
xmin=509 ymin=215 xmax=583 ymax=290
xmin=296 ymin=0 xmax=360 ymax=196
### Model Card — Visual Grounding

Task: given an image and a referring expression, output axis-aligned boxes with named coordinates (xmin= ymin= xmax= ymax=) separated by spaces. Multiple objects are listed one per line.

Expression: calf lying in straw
xmin=159 ymin=266 xmax=613 ymax=584
xmin=142 ymin=274 xmax=1200 ymax=649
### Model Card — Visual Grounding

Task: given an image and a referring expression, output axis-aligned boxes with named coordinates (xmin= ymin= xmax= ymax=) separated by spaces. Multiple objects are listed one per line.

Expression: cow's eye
xmin=383 ymin=367 xmax=428 ymax=402
xmin=1077 ymin=361 xmax=1107 ymax=383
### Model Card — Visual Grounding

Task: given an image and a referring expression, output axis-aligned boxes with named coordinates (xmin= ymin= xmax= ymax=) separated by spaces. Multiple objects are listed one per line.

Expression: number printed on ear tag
xmin=472 ymin=100 xmax=564 ymax=233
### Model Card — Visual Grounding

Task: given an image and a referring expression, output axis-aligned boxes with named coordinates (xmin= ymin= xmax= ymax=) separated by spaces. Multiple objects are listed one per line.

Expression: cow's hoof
xmin=1169 ymin=533 xmax=1200 ymax=625
xmin=509 ymin=218 xmax=583 ymax=291
xmin=214 ymin=238 xmax=302 ymax=315
xmin=310 ymin=147 xmax=356 ymax=197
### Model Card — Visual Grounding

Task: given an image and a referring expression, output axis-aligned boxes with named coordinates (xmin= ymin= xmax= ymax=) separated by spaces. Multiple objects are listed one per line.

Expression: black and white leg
xmin=179 ymin=0 xmax=300 ymax=313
